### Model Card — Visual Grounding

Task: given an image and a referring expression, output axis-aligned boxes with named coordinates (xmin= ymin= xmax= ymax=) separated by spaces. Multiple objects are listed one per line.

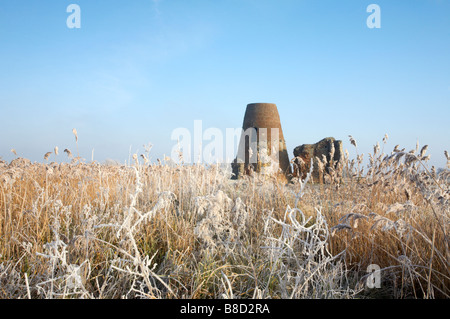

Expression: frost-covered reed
xmin=0 ymin=136 xmax=448 ymax=299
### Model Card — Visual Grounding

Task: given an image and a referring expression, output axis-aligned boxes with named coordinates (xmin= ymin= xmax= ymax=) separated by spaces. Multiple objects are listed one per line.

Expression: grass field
xmin=0 ymin=138 xmax=449 ymax=299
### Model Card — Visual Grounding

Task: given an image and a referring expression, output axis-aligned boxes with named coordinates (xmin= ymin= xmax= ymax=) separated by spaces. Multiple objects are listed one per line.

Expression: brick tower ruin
xmin=231 ymin=103 xmax=291 ymax=179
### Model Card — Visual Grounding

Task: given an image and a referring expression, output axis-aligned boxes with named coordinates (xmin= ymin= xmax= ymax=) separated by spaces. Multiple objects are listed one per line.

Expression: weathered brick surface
xmin=232 ymin=103 xmax=291 ymax=179
xmin=293 ymin=137 xmax=343 ymax=183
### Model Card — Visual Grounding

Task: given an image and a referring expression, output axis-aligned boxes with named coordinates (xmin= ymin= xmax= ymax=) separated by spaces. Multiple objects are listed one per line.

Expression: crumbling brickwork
xmin=231 ymin=103 xmax=291 ymax=179
xmin=293 ymin=137 xmax=344 ymax=183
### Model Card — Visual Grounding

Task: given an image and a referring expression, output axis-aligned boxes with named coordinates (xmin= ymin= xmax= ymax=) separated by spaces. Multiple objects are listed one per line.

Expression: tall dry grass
xmin=0 ymin=136 xmax=448 ymax=299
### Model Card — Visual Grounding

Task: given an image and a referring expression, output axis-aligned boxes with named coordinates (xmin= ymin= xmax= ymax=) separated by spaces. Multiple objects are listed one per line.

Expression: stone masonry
xmin=293 ymin=137 xmax=343 ymax=183
xmin=231 ymin=103 xmax=291 ymax=179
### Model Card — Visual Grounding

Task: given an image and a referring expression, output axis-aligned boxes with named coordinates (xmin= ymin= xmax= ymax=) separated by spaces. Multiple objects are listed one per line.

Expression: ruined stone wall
xmin=293 ymin=137 xmax=344 ymax=183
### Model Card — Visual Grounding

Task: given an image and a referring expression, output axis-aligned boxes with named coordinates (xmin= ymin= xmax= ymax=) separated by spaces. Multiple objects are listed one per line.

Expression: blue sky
xmin=0 ymin=0 xmax=449 ymax=168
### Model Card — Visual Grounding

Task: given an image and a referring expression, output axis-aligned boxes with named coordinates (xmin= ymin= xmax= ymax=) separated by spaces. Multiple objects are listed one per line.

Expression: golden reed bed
xmin=0 ymin=139 xmax=449 ymax=299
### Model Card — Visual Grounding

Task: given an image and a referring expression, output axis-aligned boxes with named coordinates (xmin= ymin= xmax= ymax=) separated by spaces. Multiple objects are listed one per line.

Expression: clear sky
xmin=0 ymin=0 xmax=449 ymax=168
